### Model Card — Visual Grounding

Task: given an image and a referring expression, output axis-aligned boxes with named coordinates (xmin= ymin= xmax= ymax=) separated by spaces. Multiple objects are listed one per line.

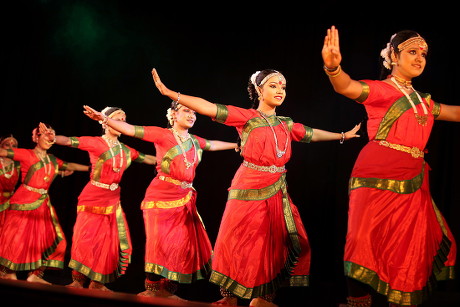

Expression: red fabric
xmin=345 ymin=80 xmax=457 ymax=296
xmin=138 ymin=127 xmax=212 ymax=281
xmin=0 ymin=148 xmax=67 ymax=270
xmin=69 ymin=136 xmax=139 ymax=282
xmin=0 ymin=161 xmax=20 ymax=227
xmin=211 ymin=106 xmax=311 ymax=294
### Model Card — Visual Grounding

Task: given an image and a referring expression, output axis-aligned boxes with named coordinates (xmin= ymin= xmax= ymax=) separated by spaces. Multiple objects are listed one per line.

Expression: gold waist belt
xmin=91 ymin=180 xmax=119 ymax=191
xmin=158 ymin=175 xmax=193 ymax=189
xmin=23 ymin=184 xmax=48 ymax=195
xmin=242 ymin=160 xmax=286 ymax=173
xmin=376 ymin=140 xmax=424 ymax=159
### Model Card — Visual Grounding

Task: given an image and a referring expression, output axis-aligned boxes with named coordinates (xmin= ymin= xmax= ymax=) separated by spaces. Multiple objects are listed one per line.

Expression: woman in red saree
xmin=151 ymin=68 xmax=361 ymax=307
xmin=0 ymin=135 xmax=20 ymax=228
xmin=55 ymin=107 xmax=156 ymax=291
xmin=322 ymin=26 xmax=460 ymax=306
xmin=82 ymin=101 xmax=237 ymax=300
xmin=0 ymin=124 xmax=89 ymax=283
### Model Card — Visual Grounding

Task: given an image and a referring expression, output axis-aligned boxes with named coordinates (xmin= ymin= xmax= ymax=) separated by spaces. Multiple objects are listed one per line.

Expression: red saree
xmin=209 ymin=105 xmax=312 ymax=299
xmin=345 ymin=80 xmax=456 ymax=306
xmin=134 ymin=126 xmax=212 ymax=283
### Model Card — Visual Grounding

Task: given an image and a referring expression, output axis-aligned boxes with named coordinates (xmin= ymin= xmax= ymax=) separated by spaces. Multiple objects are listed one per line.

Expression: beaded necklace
xmin=391 ymin=77 xmax=428 ymax=126
xmin=170 ymin=128 xmax=197 ymax=169
xmin=102 ymin=135 xmax=123 ymax=172
xmin=34 ymin=150 xmax=52 ymax=182
xmin=258 ymin=110 xmax=289 ymax=158
xmin=0 ymin=158 xmax=14 ymax=179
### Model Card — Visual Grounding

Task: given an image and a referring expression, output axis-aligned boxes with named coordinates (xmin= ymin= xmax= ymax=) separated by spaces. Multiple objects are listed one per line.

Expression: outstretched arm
xmin=311 ymin=123 xmax=361 ymax=143
xmin=436 ymin=103 xmax=460 ymax=122
xmin=83 ymin=105 xmax=136 ymax=136
xmin=65 ymin=162 xmax=90 ymax=172
xmin=143 ymin=154 xmax=157 ymax=165
xmin=322 ymin=26 xmax=363 ymax=100
xmin=207 ymin=140 xmax=238 ymax=151
xmin=152 ymin=68 xmax=218 ymax=118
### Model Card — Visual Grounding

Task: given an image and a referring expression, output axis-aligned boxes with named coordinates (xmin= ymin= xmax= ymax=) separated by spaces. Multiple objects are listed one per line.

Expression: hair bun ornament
xmin=380 ymin=33 xmax=397 ymax=70
xmin=250 ymin=71 xmax=261 ymax=86
xmin=166 ymin=108 xmax=174 ymax=126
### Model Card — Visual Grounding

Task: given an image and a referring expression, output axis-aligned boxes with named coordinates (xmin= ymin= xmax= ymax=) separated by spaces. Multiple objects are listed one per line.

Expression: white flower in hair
xmin=166 ymin=108 xmax=174 ymax=126
xmin=380 ymin=34 xmax=396 ymax=70
xmin=250 ymin=71 xmax=261 ymax=86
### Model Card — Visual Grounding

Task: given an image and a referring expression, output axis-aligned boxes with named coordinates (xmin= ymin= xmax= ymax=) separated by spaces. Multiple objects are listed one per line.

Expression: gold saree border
xmin=141 ymin=191 xmax=193 ymax=209
xmin=69 ymin=205 xmax=131 ymax=283
xmin=0 ymin=200 xmax=65 ymax=271
xmin=144 ymin=259 xmax=212 ymax=284
xmin=349 ymin=163 xmax=425 ymax=194
xmin=212 ymin=175 xmax=308 ymax=298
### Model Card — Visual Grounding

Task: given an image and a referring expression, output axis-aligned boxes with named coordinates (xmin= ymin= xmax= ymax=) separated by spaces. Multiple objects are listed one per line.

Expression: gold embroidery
xmin=355 ymin=81 xmax=370 ymax=103
xmin=215 ymin=104 xmax=229 ymax=123
xmin=77 ymin=204 xmax=116 ymax=214
xmin=349 ymin=163 xmax=425 ymax=194
xmin=141 ymin=191 xmax=193 ymax=209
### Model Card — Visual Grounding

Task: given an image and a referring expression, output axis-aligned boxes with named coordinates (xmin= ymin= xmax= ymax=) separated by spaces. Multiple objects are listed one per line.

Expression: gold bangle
xmin=323 ymin=64 xmax=339 ymax=72
xmin=324 ymin=65 xmax=342 ymax=77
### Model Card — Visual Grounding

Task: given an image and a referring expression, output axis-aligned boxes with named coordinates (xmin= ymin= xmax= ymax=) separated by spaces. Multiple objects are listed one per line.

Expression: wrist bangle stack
xmin=98 ymin=115 xmax=108 ymax=125
xmin=324 ymin=65 xmax=342 ymax=77
xmin=340 ymin=132 xmax=345 ymax=144
xmin=176 ymin=92 xmax=181 ymax=103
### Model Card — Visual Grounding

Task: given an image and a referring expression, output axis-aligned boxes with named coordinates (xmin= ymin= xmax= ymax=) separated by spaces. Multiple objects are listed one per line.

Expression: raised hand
xmin=322 ymin=25 xmax=342 ymax=69
xmin=83 ymin=105 xmax=104 ymax=122
xmin=151 ymin=68 xmax=173 ymax=98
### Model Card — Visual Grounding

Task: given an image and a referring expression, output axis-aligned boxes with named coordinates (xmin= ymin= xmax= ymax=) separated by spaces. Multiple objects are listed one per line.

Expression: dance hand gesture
xmin=83 ymin=105 xmax=104 ymax=122
xmin=151 ymin=68 xmax=174 ymax=100
xmin=344 ymin=123 xmax=361 ymax=141
xmin=322 ymin=25 xmax=342 ymax=69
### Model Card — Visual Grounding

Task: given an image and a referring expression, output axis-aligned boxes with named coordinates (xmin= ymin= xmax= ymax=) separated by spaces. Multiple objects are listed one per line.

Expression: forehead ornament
xmin=397 ymin=35 xmax=428 ymax=52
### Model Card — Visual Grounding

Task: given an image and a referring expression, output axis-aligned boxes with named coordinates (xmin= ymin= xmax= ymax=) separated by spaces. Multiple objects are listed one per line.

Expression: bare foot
xmin=249 ymin=298 xmax=278 ymax=307
xmin=213 ymin=297 xmax=238 ymax=305
xmin=27 ymin=274 xmax=51 ymax=285
xmin=89 ymin=281 xmax=113 ymax=291
xmin=0 ymin=272 xmax=17 ymax=280
xmin=66 ymin=280 xmax=85 ymax=288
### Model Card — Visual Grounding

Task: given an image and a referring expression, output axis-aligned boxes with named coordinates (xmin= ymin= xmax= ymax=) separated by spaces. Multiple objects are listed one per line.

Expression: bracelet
xmin=340 ymin=132 xmax=345 ymax=144
xmin=323 ymin=64 xmax=339 ymax=72
xmin=324 ymin=65 xmax=342 ymax=77
xmin=176 ymin=92 xmax=181 ymax=103
xmin=98 ymin=115 xmax=108 ymax=125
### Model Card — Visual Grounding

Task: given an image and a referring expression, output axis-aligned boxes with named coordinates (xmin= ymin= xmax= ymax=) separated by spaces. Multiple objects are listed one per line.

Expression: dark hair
xmin=379 ymin=30 xmax=426 ymax=80
xmin=0 ymin=134 xmax=17 ymax=146
xmin=247 ymin=69 xmax=281 ymax=109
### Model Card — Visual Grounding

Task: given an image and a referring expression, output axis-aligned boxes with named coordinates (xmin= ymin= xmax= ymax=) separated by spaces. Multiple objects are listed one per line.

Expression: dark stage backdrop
xmin=2 ymin=1 xmax=459 ymax=305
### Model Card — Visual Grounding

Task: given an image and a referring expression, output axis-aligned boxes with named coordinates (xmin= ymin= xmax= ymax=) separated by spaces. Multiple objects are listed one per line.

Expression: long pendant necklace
xmin=0 ymin=158 xmax=14 ymax=179
xmin=391 ymin=77 xmax=428 ymax=126
xmin=35 ymin=150 xmax=52 ymax=182
xmin=170 ymin=128 xmax=197 ymax=169
xmin=102 ymin=135 xmax=123 ymax=172
xmin=258 ymin=111 xmax=289 ymax=158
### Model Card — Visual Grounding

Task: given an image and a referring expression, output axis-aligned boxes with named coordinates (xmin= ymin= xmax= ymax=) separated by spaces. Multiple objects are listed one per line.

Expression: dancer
xmin=151 ymin=68 xmax=361 ymax=306
xmin=82 ymin=100 xmax=238 ymax=300
xmin=0 ymin=123 xmax=89 ymax=283
xmin=322 ymin=26 xmax=459 ymax=306
xmin=54 ymin=106 xmax=156 ymax=291
xmin=0 ymin=135 xmax=20 ymax=228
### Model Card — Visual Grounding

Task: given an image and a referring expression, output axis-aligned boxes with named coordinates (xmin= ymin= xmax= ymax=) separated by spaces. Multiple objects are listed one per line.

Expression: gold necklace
xmin=390 ymin=74 xmax=412 ymax=89
xmin=0 ymin=158 xmax=14 ymax=179
xmin=391 ymin=77 xmax=428 ymax=126
xmin=258 ymin=111 xmax=289 ymax=158
xmin=35 ymin=149 xmax=52 ymax=182
xmin=102 ymin=135 xmax=123 ymax=172
xmin=170 ymin=128 xmax=197 ymax=169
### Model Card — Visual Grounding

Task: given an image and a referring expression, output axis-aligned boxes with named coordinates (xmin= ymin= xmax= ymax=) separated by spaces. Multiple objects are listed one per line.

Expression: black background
xmin=2 ymin=1 xmax=459 ymax=306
